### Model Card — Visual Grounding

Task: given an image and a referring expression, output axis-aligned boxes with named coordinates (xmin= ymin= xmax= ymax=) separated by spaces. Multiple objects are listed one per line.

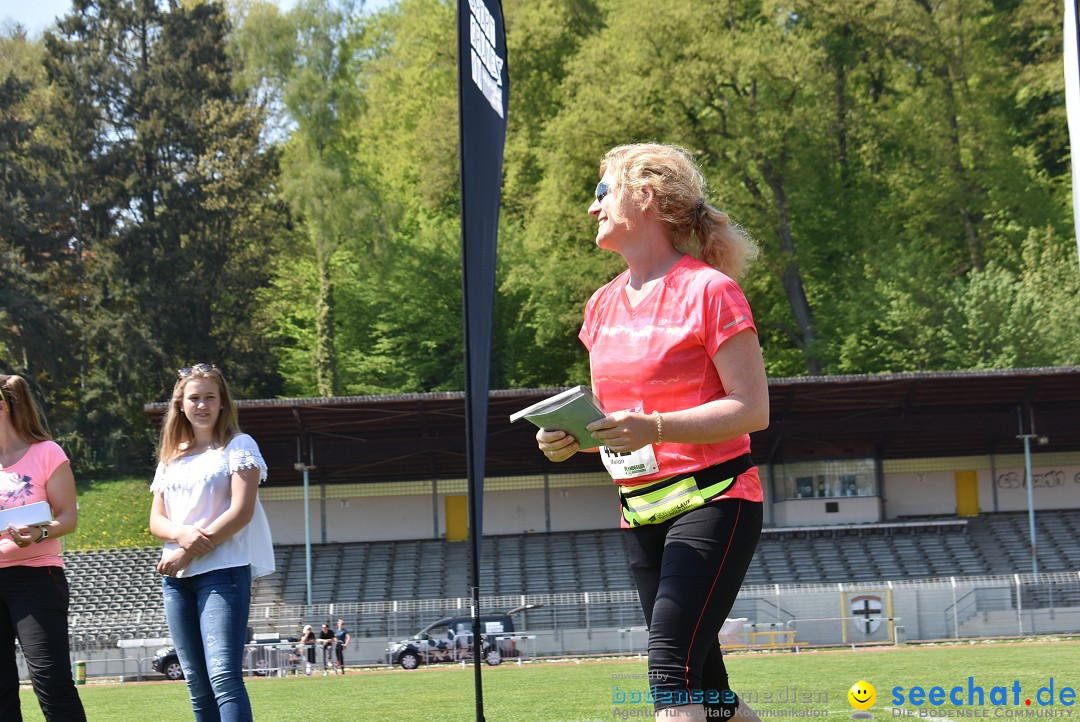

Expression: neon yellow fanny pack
xmin=618 ymin=454 xmax=753 ymax=527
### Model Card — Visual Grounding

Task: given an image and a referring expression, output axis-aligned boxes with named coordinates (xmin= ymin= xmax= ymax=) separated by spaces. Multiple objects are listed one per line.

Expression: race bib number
xmin=601 ymin=444 xmax=660 ymax=480
xmin=599 ymin=402 xmax=660 ymax=479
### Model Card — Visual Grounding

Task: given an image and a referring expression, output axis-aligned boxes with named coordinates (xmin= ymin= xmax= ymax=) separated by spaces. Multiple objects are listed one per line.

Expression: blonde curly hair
xmin=599 ymin=143 xmax=758 ymax=279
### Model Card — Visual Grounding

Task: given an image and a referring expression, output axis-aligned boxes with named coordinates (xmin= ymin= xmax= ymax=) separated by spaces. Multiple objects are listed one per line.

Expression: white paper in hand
xmin=0 ymin=500 xmax=53 ymax=531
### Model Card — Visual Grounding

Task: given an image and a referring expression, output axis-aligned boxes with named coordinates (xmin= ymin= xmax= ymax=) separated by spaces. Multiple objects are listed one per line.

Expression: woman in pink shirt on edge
xmin=536 ymin=144 xmax=768 ymax=722
xmin=0 ymin=374 xmax=86 ymax=722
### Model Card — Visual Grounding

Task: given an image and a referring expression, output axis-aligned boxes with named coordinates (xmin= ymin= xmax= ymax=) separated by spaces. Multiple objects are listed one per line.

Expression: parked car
xmin=151 ymin=646 xmax=184 ymax=681
xmin=386 ymin=605 xmax=540 ymax=670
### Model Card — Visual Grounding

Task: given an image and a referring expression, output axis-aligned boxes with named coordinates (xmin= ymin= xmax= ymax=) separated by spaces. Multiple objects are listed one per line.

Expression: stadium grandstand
xmin=60 ymin=367 xmax=1080 ymax=672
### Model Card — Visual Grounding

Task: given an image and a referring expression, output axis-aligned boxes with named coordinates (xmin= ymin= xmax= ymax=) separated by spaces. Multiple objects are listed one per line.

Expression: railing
xmin=61 ymin=570 xmax=1080 ymax=679
xmin=943 ymin=587 xmax=978 ymax=637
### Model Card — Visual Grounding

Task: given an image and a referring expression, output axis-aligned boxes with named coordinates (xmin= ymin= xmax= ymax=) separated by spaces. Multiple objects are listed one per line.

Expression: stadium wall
xmin=261 ymin=472 xmax=618 ymax=544
xmin=258 ymin=453 xmax=1080 ymax=543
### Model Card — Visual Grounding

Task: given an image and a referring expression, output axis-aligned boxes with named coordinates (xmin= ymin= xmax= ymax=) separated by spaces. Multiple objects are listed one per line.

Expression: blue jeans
xmin=162 ymin=565 xmax=253 ymax=722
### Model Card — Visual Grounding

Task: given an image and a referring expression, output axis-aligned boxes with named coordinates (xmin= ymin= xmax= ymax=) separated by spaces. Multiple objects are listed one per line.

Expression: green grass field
xmin=69 ymin=477 xmax=157 ymax=550
xmin=19 ymin=641 xmax=1080 ymax=721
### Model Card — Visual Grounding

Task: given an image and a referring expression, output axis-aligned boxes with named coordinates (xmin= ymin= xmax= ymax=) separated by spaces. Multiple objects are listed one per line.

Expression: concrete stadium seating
xmin=62 ymin=509 xmax=1080 ymax=648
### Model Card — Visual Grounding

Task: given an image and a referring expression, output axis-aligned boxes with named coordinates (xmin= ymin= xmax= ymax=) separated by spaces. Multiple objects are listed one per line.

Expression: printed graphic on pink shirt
xmin=0 ymin=441 xmax=66 ymax=568
xmin=0 ymin=474 xmax=35 ymax=510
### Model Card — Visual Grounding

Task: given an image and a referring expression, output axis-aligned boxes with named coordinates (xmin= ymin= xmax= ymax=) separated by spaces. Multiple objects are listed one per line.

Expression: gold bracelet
xmin=653 ymin=410 xmax=663 ymax=445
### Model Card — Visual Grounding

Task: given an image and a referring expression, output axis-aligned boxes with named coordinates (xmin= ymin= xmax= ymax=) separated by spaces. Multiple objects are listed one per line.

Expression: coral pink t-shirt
xmin=0 ymin=440 xmax=67 ymax=568
xmin=579 ymin=254 xmax=763 ymax=501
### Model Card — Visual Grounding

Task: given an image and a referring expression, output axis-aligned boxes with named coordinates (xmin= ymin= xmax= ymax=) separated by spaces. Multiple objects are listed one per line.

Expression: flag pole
xmin=457 ymin=1 xmax=509 ymax=719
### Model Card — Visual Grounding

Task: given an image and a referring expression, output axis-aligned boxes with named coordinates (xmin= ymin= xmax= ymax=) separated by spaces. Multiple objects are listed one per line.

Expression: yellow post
xmin=955 ymin=470 xmax=979 ymax=517
xmin=840 ymin=590 xmax=848 ymax=645
xmin=445 ymin=495 xmax=468 ymax=541
xmin=74 ymin=660 xmax=86 ymax=685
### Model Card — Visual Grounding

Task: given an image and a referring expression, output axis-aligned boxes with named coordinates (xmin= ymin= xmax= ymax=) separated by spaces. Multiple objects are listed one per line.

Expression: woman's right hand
xmin=157 ymin=547 xmax=192 ymax=576
xmin=537 ymin=428 xmax=580 ymax=462
xmin=175 ymin=525 xmax=215 ymax=556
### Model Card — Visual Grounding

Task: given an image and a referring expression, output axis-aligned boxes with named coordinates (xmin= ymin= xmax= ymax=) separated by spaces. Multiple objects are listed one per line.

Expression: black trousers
xmin=0 ymin=566 xmax=86 ymax=722
xmin=626 ymin=497 xmax=762 ymax=715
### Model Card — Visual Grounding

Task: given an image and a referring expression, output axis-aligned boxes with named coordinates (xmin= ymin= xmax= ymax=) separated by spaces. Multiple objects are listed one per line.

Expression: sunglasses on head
xmin=595 ymin=181 xmax=611 ymax=203
xmin=177 ymin=363 xmax=218 ymax=379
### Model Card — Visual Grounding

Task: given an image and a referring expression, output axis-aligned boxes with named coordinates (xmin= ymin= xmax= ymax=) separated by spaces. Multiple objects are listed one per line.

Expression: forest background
xmin=1 ymin=0 xmax=1077 ymax=477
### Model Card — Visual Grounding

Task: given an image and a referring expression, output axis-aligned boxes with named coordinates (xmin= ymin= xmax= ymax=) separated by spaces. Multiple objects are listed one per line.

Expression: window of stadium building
xmin=777 ymin=459 xmax=878 ymax=500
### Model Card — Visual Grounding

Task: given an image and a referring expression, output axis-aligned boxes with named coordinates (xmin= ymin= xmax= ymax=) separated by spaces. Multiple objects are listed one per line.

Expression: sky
xmin=1 ymin=0 xmax=394 ymax=37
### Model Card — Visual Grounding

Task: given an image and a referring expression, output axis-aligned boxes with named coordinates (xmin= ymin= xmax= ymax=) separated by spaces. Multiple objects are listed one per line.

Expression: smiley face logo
xmin=848 ymin=680 xmax=876 ymax=715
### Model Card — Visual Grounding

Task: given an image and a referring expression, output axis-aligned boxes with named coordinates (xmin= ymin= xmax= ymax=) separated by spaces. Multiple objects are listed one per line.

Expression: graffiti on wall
xmin=995 ymin=470 xmax=1073 ymax=489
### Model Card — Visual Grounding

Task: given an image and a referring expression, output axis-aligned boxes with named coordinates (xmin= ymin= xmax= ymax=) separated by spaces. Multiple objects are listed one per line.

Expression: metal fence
xmin=245 ymin=571 xmax=1080 ymax=663
xmin=61 ymin=571 xmax=1080 ymax=679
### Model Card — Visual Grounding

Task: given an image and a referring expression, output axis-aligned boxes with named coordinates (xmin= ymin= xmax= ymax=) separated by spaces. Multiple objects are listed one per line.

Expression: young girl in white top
xmin=150 ymin=364 xmax=274 ymax=722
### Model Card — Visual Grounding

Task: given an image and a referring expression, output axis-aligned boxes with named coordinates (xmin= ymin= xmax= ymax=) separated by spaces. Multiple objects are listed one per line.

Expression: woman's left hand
xmin=6 ymin=524 xmax=43 ymax=548
xmin=157 ymin=547 xmax=192 ymax=577
xmin=586 ymin=411 xmax=656 ymax=453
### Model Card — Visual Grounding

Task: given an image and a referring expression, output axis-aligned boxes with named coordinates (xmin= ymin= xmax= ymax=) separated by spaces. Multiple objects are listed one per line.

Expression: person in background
xmin=150 ymin=364 xmax=275 ymax=721
xmin=298 ymin=624 xmax=316 ymax=676
xmin=0 ymin=374 xmax=86 ymax=722
xmin=333 ymin=619 xmax=351 ymax=673
xmin=535 ymin=144 xmax=768 ymax=721
xmin=318 ymin=623 xmax=336 ymax=675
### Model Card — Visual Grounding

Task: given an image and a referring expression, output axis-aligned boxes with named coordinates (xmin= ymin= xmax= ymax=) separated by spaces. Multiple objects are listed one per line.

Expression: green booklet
xmin=510 ymin=385 xmax=607 ymax=451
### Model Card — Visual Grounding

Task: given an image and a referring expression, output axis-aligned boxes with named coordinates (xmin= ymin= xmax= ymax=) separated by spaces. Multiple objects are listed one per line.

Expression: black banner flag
xmin=1067 ymin=0 xmax=1080 ymax=266
xmin=457 ymin=0 xmax=508 ymax=718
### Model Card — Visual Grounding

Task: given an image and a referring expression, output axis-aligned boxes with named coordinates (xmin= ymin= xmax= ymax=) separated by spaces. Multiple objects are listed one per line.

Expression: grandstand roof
xmin=144 ymin=366 xmax=1080 ymax=487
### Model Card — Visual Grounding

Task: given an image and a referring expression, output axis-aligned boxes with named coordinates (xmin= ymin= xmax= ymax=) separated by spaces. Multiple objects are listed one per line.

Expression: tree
xmin=0 ymin=29 xmax=80 ymax=409
xmin=825 ymin=0 xmax=1073 ymax=372
xmin=516 ymin=0 xmax=832 ymax=376
xmin=509 ymin=0 xmax=1074 ymax=379
xmin=41 ymin=0 xmax=283 ymax=470
xmin=234 ymin=0 xmax=371 ymax=396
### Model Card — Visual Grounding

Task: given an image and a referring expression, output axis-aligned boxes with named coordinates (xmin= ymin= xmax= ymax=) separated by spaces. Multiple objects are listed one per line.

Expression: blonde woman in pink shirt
xmin=536 ymin=144 xmax=768 ymax=722
xmin=0 ymin=374 xmax=85 ymax=722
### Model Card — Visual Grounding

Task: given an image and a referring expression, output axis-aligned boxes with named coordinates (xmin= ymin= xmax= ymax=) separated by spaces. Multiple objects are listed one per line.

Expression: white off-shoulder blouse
xmin=151 ymin=433 xmax=275 ymax=579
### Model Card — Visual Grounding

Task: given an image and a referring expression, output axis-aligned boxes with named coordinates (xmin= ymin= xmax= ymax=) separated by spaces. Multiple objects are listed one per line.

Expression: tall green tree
xmin=342 ymin=0 xmax=466 ymax=392
xmin=0 ymin=29 xmax=79 ymax=408
xmin=516 ymin=0 xmax=833 ymax=377
xmin=234 ymin=0 xmax=371 ymax=396
xmin=508 ymin=0 xmax=1074 ymax=379
xmin=826 ymin=0 xmax=1073 ymax=372
xmin=42 ymin=0 xmax=283 ymax=470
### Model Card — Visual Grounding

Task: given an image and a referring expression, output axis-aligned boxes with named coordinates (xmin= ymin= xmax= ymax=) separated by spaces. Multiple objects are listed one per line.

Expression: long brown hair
xmin=599 ymin=143 xmax=759 ymax=278
xmin=0 ymin=374 xmax=52 ymax=443
xmin=157 ymin=366 xmax=240 ymax=465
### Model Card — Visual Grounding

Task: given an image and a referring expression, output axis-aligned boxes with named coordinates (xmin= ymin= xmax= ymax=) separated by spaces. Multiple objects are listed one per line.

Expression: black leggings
xmin=626 ymin=497 xmax=762 ymax=715
xmin=0 ymin=566 xmax=86 ymax=722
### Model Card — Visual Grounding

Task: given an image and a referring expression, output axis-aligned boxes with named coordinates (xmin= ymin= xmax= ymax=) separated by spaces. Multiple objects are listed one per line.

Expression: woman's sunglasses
xmin=595 ymin=181 xmax=610 ymax=203
xmin=177 ymin=363 xmax=218 ymax=379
